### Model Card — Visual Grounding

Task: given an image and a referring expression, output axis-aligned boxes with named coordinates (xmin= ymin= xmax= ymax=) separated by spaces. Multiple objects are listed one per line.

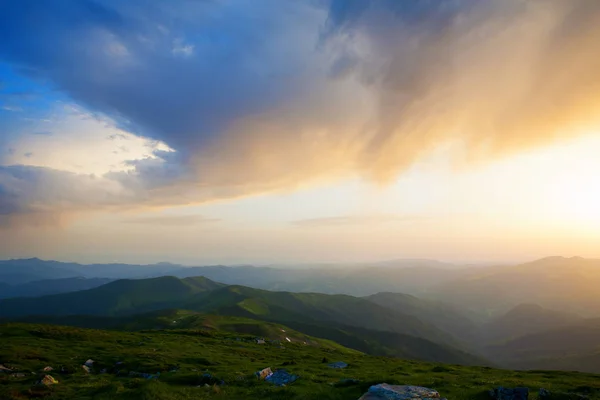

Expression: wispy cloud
xmin=172 ymin=39 xmax=194 ymax=57
xmin=1 ymin=105 xmax=22 ymax=112
xmin=291 ymin=214 xmax=426 ymax=228
xmin=121 ymin=214 xmax=220 ymax=227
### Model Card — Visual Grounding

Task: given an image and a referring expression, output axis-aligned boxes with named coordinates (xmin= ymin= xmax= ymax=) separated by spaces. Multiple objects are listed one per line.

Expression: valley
xmin=3 ymin=257 xmax=600 ymax=399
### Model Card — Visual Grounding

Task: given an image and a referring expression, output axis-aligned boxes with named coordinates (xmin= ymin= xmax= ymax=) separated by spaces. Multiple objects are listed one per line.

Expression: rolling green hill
xmin=4 ymin=310 xmax=353 ymax=351
xmin=2 ymin=322 xmax=600 ymax=400
xmin=364 ymin=292 xmax=479 ymax=343
xmin=186 ymin=285 xmax=455 ymax=344
xmin=0 ymin=277 xmax=486 ymax=366
xmin=0 ymin=276 xmax=223 ymax=317
xmin=6 ymin=309 xmax=484 ymax=366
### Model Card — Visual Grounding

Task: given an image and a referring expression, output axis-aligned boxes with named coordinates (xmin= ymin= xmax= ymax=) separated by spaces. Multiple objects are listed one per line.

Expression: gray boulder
xmin=539 ymin=388 xmax=589 ymax=399
xmin=490 ymin=387 xmax=529 ymax=400
xmin=358 ymin=384 xmax=445 ymax=400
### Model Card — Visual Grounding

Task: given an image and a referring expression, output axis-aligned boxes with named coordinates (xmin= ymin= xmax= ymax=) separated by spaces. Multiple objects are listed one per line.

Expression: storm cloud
xmin=1 ymin=0 xmax=600 ymax=225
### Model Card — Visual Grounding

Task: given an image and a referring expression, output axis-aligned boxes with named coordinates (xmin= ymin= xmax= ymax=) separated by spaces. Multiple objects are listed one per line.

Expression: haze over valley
xmin=3 ymin=255 xmax=600 ymax=375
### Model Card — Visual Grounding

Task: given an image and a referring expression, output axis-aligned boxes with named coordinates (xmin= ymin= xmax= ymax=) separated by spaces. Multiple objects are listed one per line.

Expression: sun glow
xmin=541 ymin=150 xmax=600 ymax=226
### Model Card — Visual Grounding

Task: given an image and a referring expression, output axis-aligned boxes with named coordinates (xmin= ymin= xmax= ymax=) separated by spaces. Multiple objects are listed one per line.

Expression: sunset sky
xmin=1 ymin=0 xmax=600 ymax=265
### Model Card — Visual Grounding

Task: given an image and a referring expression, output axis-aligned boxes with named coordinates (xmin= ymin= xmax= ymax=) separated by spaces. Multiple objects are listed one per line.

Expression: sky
xmin=1 ymin=0 xmax=600 ymax=265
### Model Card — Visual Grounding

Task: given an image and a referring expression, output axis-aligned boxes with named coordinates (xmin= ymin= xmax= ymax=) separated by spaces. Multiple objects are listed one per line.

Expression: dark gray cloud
xmin=1 ymin=0 xmax=600 ymax=225
xmin=0 ymin=164 xmax=133 ymax=225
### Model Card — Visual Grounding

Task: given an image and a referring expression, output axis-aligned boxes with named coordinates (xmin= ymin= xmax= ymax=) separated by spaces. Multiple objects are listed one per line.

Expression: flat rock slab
xmin=264 ymin=369 xmax=299 ymax=386
xmin=359 ymin=384 xmax=444 ymax=400
xmin=328 ymin=361 xmax=348 ymax=369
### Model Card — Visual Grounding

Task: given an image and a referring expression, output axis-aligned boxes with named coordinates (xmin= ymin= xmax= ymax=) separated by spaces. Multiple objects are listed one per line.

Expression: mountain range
xmin=0 ymin=276 xmax=483 ymax=366
xmin=3 ymin=256 xmax=600 ymax=372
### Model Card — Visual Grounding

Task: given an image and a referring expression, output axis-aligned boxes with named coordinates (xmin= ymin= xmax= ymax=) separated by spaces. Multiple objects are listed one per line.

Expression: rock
xmin=328 ymin=361 xmax=348 ymax=369
xmin=490 ymin=387 xmax=529 ymax=400
xmin=129 ymin=371 xmax=160 ymax=380
xmin=198 ymin=372 xmax=224 ymax=386
xmin=256 ymin=367 xmax=273 ymax=380
xmin=0 ymin=364 xmax=12 ymax=372
xmin=264 ymin=369 xmax=299 ymax=386
xmin=539 ymin=388 xmax=589 ymax=400
xmin=359 ymin=384 xmax=443 ymax=400
xmin=39 ymin=375 xmax=58 ymax=386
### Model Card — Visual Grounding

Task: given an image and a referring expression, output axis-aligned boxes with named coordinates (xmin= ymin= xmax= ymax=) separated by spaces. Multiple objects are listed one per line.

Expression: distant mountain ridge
xmin=0 ymin=258 xmax=184 ymax=284
xmin=0 ymin=277 xmax=113 ymax=299
xmin=4 ymin=256 xmax=600 ymax=319
xmin=431 ymin=256 xmax=600 ymax=317
xmin=484 ymin=317 xmax=600 ymax=373
xmin=480 ymin=303 xmax=582 ymax=344
xmin=0 ymin=276 xmax=223 ymax=317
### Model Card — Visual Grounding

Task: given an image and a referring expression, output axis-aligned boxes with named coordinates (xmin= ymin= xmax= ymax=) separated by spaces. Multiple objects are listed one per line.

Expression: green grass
xmin=2 ymin=322 xmax=600 ymax=400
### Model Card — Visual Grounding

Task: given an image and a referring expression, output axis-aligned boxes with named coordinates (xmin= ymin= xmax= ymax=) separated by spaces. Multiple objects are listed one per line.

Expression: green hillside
xmin=0 ymin=276 xmax=223 ymax=317
xmin=0 ymin=279 xmax=453 ymax=346
xmin=2 ymin=322 xmax=600 ymax=400
xmin=183 ymin=285 xmax=487 ymax=365
xmin=186 ymin=285 xmax=455 ymax=345
xmin=4 ymin=310 xmax=351 ymax=351
xmin=0 ymin=276 xmax=485 ymax=366
xmin=5 ymin=309 xmax=484 ymax=366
